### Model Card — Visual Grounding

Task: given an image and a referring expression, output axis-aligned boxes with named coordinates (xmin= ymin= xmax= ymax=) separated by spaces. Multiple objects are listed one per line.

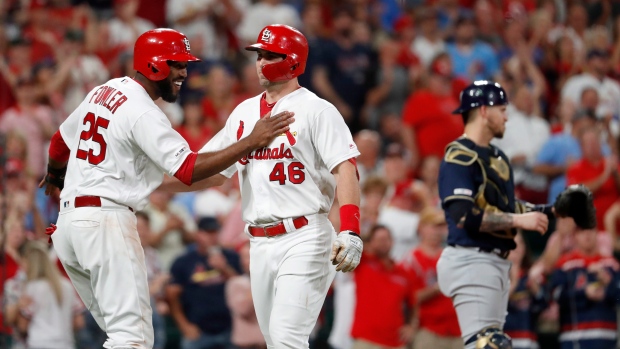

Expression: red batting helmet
xmin=245 ymin=24 xmax=308 ymax=82
xmin=133 ymin=28 xmax=201 ymax=81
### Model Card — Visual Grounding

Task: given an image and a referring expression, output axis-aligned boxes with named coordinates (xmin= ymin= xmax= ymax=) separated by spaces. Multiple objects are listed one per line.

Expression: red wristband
xmin=340 ymin=204 xmax=360 ymax=235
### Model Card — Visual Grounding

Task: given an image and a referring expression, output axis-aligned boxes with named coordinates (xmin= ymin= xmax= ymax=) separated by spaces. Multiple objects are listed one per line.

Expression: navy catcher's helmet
xmin=474 ymin=327 xmax=512 ymax=349
xmin=453 ymin=80 xmax=508 ymax=115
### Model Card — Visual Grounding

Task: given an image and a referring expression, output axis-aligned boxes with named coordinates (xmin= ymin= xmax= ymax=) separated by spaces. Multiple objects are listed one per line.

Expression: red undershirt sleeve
xmin=347 ymin=157 xmax=360 ymax=180
xmin=173 ymin=152 xmax=197 ymax=186
xmin=49 ymin=130 xmax=70 ymax=163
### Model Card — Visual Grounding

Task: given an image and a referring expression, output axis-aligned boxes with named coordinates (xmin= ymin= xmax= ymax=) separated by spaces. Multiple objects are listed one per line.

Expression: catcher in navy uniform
xmin=435 ymin=80 xmax=596 ymax=349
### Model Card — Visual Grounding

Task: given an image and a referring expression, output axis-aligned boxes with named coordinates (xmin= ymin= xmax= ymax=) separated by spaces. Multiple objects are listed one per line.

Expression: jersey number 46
xmin=269 ymin=162 xmax=305 ymax=185
xmin=76 ymin=112 xmax=109 ymax=165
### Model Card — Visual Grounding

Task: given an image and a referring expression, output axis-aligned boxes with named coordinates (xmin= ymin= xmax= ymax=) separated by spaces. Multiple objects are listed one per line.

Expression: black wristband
xmin=45 ymin=164 xmax=67 ymax=190
xmin=535 ymin=204 xmax=554 ymax=217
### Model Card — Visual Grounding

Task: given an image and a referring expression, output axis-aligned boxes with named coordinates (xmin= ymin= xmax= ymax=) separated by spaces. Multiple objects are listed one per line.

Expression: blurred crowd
xmin=2 ymin=0 xmax=620 ymax=348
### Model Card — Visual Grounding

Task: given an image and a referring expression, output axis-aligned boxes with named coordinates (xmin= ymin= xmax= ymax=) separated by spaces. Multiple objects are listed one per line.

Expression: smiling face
xmin=156 ymin=61 xmax=187 ymax=102
xmin=255 ymin=49 xmax=286 ymax=87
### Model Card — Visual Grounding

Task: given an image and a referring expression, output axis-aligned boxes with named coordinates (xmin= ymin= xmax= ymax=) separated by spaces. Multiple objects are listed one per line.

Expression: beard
xmin=156 ymin=77 xmax=177 ymax=103
xmin=493 ymin=128 xmax=505 ymax=139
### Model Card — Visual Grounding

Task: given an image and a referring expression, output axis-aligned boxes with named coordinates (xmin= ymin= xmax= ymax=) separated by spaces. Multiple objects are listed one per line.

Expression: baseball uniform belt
xmin=75 ymin=196 xmax=134 ymax=212
xmin=248 ymin=216 xmax=309 ymax=238
xmin=448 ymin=244 xmax=509 ymax=259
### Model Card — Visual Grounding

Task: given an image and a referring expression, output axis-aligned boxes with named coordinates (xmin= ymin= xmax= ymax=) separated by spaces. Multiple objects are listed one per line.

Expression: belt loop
xmin=282 ymin=217 xmax=295 ymax=233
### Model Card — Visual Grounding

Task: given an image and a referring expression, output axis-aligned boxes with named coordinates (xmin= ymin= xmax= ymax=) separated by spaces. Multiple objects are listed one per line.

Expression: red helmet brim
xmin=164 ymin=52 xmax=202 ymax=62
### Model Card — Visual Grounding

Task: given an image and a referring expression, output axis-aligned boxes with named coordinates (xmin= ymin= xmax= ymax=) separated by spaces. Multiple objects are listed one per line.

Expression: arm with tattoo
xmin=479 ymin=211 xmax=514 ymax=232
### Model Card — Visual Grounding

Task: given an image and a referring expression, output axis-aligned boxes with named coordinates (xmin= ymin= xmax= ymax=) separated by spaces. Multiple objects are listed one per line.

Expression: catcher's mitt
xmin=553 ymin=184 xmax=597 ymax=229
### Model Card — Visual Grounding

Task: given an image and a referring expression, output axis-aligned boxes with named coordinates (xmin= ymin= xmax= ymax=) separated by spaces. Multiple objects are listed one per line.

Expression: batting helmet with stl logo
xmin=245 ymin=24 xmax=309 ymax=82
xmin=133 ymin=28 xmax=201 ymax=81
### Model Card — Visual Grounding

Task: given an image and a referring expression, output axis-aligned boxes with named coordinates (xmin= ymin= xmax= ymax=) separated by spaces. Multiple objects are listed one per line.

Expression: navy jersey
xmin=169 ymin=248 xmax=242 ymax=334
xmin=551 ymin=251 xmax=620 ymax=348
xmin=504 ymin=274 xmax=547 ymax=349
xmin=439 ymin=137 xmax=517 ymax=251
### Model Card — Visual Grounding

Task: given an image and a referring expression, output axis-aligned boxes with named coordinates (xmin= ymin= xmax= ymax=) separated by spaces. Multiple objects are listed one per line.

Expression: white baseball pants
xmin=53 ymin=202 xmax=154 ymax=349
xmin=248 ymin=213 xmax=337 ymax=349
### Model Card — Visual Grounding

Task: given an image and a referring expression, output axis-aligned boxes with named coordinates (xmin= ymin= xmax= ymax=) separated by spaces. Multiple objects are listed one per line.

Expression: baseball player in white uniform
xmin=200 ymin=24 xmax=364 ymax=348
xmin=39 ymin=28 xmax=293 ymax=349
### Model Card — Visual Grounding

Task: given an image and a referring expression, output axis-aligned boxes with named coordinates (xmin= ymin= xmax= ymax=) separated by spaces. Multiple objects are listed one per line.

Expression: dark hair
xmin=363 ymin=224 xmax=390 ymax=243
xmin=461 ymin=110 xmax=472 ymax=124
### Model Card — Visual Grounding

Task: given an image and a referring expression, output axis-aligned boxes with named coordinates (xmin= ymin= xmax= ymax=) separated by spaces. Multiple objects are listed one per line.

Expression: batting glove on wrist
xmin=330 ymin=231 xmax=363 ymax=272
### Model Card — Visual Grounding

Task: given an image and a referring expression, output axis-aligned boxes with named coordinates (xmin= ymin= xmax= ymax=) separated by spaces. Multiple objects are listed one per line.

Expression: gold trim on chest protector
xmin=489 ymin=156 xmax=510 ymax=181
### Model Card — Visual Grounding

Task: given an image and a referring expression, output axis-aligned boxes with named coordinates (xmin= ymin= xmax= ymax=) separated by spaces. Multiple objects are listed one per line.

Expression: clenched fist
xmin=330 ymin=231 xmax=363 ymax=272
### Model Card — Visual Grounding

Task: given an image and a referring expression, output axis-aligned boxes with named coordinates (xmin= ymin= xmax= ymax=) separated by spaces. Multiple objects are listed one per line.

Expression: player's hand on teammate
xmin=247 ymin=111 xmax=295 ymax=148
xmin=330 ymin=232 xmax=363 ymax=272
xmin=513 ymin=212 xmax=549 ymax=235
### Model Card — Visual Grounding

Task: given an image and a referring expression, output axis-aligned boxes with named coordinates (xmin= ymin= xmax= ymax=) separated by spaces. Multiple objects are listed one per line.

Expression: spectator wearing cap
xmin=400 ymin=207 xmax=461 ymax=349
xmin=391 ymin=15 xmax=420 ymax=69
xmin=411 ymin=8 xmax=446 ymax=68
xmin=350 ymin=225 xmax=416 ymax=349
xmin=445 ymin=12 xmax=500 ymax=82
xmin=533 ymin=108 xmax=612 ymax=205
xmin=561 ymin=49 xmax=620 ymax=130
xmin=401 ymin=54 xmax=463 ymax=170
xmin=566 ymin=127 xmax=620 ymax=230
xmin=167 ymin=217 xmax=241 ymax=349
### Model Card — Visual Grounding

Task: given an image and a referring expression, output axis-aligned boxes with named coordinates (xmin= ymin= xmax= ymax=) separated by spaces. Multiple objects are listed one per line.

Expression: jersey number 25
xmin=76 ymin=112 xmax=109 ymax=165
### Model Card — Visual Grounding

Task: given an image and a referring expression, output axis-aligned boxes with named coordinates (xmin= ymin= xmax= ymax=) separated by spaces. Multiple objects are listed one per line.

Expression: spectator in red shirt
xmin=401 ymin=207 xmax=462 ymax=349
xmin=401 ymin=55 xmax=463 ymax=170
xmin=351 ymin=225 xmax=416 ymax=349
xmin=567 ymin=127 xmax=620 ymax=230
xmin=175 ymin=98 xmax=213 ymax=152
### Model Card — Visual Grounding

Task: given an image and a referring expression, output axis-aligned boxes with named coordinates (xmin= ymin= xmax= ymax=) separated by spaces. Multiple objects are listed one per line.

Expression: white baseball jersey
xmin=59 ymin=77 xmax=192 ymax=211
xmin=200 ymin=88 xmax=360 ymax=225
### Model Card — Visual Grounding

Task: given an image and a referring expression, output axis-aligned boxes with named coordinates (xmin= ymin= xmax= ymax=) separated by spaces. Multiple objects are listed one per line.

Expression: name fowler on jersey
xmin=239 ymin=143 xmax=293 ymax=165
xmin=88 ymin=84 xmax=129 ymax=115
